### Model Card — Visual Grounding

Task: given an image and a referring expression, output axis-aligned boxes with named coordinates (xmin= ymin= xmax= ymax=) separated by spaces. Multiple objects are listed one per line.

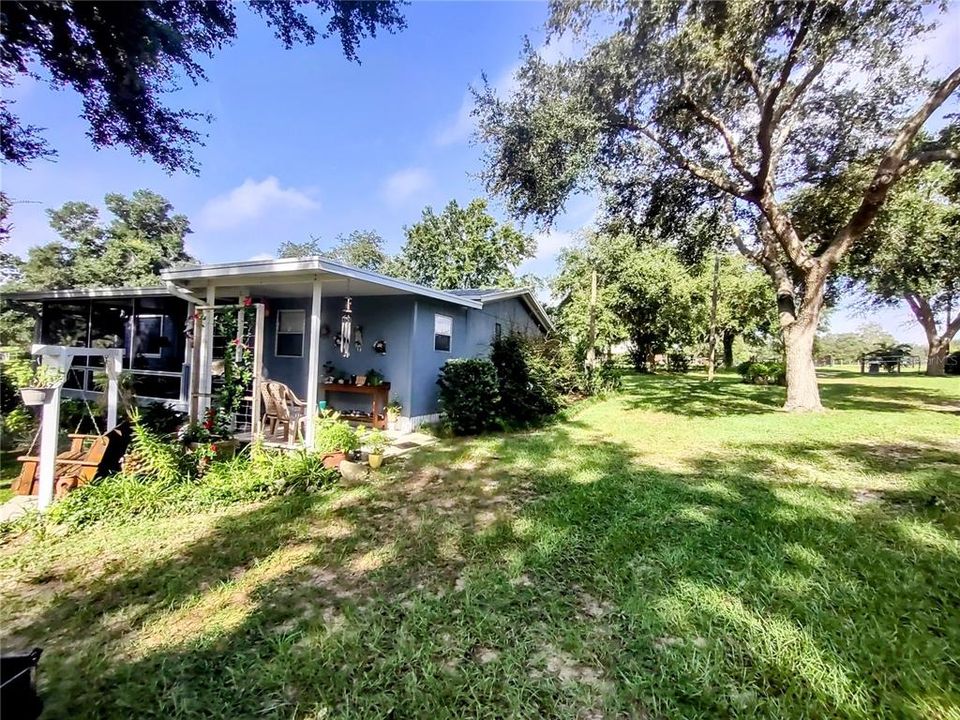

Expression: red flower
xmin=210 ymin=443 xmax=218 ymax=453
xmin=242 ymin=296 xmax=253 ymax=307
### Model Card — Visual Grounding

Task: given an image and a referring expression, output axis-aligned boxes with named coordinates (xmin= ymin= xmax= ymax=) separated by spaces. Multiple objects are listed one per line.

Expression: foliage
xmin=1 ymin=190 xmax=194 ymax=295
xmin=43 ymin=445 xmax=336 ymax=531
xmin=437 ymin=358 xmax=500 ymax=435
xmin=815 ymin=323 xmax=900 ymax=364
xmin=212 ymin=306 xmax=256 ymax=436
xmin=365 ymin=369 xmax=385 ymax=386
xmin=793 ymin=160 xmax=960 ymax=366
xmin=135 ymin=401 xmax=186 ymax=436
xmin=862 ymin=343 xmax=913 ymax=372
xmin=277 ymin=230 xmax=389 ymax=272
xmin=490 ymin=334 xmax=561 ymax=427
xmin=667 ymin=353 xmax=690 ymax=374
xmin=363 ymin=428 xmax=387 ymax=455
xmin=1 ymin=1 xmax=406 ymax=172
xmin=390 ymin=198 xmax=535 ymax=290
xmin=737 ymin=360 xmax=787 ymax=386
xmin=475 ymin=0 xmax=958 ymax=410
xmin=555 ymin=233 xmax=701 ymax=372
xmin=129 ymin=415 xmax=191 ymax=484
xmin=24 ymin=364 xmax=64 ymax=388
xmin=0 ymin=406 xmax=32 ymax=450
xmin=313 ymin=410 xmax=362 ymax=454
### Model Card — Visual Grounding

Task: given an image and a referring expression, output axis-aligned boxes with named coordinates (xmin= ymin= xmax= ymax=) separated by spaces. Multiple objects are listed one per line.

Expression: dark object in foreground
xmin=0 ymin=648 xmax=43 ymax=720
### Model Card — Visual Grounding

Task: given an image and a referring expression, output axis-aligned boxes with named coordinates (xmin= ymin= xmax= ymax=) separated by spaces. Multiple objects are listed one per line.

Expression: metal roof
xmin=161 ymin=257 xmax=483 ymax=309
xmin=1 ymin=285 xmax=170 ymax=301
xmin=449 ymin=287 xmax=555 ymax=333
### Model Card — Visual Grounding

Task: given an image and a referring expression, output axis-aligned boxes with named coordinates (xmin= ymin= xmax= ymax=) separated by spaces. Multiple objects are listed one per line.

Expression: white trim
xmin=399 ymin=413 xmax=441 ymax=433
xmin=305 ymin=276 xmax=323 ymax=446
xmin=433 ymin=313 xmax=453 ymax=353
xmin=274 ymin=308 xmax=306 ymax=358
xmin=161 ymin=257 xmax=483 ymax=309
xmin=5 ymin=286 xmax=169 ymax=301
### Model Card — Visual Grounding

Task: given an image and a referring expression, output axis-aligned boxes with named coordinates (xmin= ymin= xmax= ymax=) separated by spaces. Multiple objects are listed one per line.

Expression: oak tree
xmin=476 ymin=0 xmax=959 ymax=410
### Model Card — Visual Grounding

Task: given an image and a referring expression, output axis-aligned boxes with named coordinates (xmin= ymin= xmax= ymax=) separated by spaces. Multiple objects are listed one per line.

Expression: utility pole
xmin=706 ymin=245 xmax=720 ymax=381
xmin=586 ymin=268 xmax=598 ymax=376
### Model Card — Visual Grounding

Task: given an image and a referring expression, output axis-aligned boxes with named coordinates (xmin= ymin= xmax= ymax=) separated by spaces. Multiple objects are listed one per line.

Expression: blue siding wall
xmin=408 ymin=299 xmax=469 ymax=417
xmin=261 ymin=293 xmax=545 ymax=421
xmin=262 ymin=295 xmax=414 ymax=416
xmin=464 ymin=297 xmax=545 ymax=358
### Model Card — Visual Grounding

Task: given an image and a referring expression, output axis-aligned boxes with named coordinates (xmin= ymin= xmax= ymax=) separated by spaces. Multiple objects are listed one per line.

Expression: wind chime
xmin=339 ymin=297 xmax=353 ymax=358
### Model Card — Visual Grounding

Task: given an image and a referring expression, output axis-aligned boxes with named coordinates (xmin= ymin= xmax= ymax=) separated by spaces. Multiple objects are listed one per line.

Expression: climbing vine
xmin=213 ymin=304 xmax=256 ymax=436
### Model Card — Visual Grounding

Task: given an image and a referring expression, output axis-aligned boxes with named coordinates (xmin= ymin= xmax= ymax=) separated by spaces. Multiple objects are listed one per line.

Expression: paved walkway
xmin=0 ymin=494 xmax=37 ymax=522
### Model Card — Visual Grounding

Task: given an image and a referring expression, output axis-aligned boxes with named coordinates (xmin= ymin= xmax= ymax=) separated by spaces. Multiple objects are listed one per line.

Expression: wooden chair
xmin=261 ymin=380 xmax=308 ymax=442
xmin=13 ymin=423 xmax=131 ymax=497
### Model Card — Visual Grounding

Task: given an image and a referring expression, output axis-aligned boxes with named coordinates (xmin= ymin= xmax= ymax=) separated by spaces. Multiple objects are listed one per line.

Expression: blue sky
xmin=3 ymin=1 xmax=957 ymax=344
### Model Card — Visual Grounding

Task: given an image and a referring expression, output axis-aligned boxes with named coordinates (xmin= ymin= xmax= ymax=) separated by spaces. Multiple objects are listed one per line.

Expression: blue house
xmin=8 ymin=257 xmax=552 ymax=440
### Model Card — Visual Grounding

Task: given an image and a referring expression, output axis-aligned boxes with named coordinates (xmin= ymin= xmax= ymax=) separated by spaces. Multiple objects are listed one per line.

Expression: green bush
xmin=588 ymin=359 xmax=623 ymax=394
xmin=40 ymin=444 xmax=337 ymax=531
xmin=437 ymin=358 xmax=500 ymax=435
xmin=491 ymin=334 xmax=561 ymax=427
xmin=737 ymin=360 xmax=786 ymax=386
xmin=314 ymin=410 xmax=362 ymax=454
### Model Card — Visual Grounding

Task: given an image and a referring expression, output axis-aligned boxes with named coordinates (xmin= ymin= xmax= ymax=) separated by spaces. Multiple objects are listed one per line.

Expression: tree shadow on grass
xmin=1 ymin=426 xmax=958 ymax=718
xmin=619 ymin=372 xmax=958 ymax=418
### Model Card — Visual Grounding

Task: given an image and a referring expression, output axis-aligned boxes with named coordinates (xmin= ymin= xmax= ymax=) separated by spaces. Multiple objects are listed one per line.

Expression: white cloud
xmin=382 ymin=167 xmax=431 ymax=207
xmin=199 ymin=177 xmax=318 ymax=231
xmin=247 ymin=252 xmax=275 ymax=261
xmin=532 ymin=229 xmax=574 ymax=263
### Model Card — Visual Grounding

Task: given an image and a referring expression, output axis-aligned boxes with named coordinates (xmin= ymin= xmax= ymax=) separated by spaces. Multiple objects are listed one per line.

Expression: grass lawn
xmin=0 ymin=450 xmax=20 ymax=504
xmin=1 ymin=370 xmax=958 ymax=719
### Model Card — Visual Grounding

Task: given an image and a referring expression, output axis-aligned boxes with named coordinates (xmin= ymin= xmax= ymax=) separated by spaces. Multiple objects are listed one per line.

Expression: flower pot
xmin=368 ymin=453 xmax=383 ymax=469
xmin=321 ymin=451 xmax=348 ymax=470
xmin=20 ymin=387 xmax=54 ymax=406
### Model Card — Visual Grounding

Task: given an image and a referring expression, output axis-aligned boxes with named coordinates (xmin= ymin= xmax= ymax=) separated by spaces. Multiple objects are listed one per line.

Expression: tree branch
xmin=896 ymin=146 xmax=960 ymax=179
xmin=821 ymin=64 xmax=960 ymax=269
xmin=681 ymin=93 xmax=756 ymax=182
xmin=622 ymin=120 xmax=752 ymax=198
xmin=754 ymin=2 xmax=817 ymax=192
xmin=904 ymin=292 xmax=938 ymax=345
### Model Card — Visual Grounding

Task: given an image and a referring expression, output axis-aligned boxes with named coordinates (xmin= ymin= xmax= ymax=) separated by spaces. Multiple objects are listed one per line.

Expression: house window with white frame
xmin=276 ymin=309 xmax=305 ymax=357
xmin=434 ymin=313 xmax=452 ymax=352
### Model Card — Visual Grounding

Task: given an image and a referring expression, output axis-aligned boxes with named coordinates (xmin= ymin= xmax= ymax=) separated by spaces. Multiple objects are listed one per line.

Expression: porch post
xmin=199 ymin=284 xmax=216 ymax=417
xmin=105 ymin=350 xmax=122 ymax=430
xmin=305 ymin=275 xmax=322 ymax=446
xmin=37 ymin=350 xmax=66 ymax=511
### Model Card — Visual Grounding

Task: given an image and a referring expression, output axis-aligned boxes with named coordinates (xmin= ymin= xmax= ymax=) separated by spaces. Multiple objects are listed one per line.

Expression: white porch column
xmin=37 ymin=351 xmax=66 ymax=511
xmin=198 ymin=284 xmax=216 ymax=417
xmin=105 ymin=350 xmax=122 ymax=430
xmin=305 ymin=275 xmax=322 ymax=446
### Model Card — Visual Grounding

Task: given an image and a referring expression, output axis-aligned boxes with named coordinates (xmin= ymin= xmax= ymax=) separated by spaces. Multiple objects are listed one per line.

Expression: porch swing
xmin=11 ymin=346 xmax=129 ymax=506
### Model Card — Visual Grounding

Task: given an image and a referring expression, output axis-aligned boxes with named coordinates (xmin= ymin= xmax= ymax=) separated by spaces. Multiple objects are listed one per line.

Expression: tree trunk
xmin=706 ymin=247 xmax=721 ymax=381
xmin=926 ymin=338 xmax=949 ymax=376
xmin=782 ymin=320 xmax=822 ymax=411
xmin=722 ymin=330 xmax=735 ymax=369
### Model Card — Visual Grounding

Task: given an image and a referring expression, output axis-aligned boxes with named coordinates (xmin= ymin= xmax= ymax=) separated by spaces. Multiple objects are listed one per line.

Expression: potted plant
xmin=314 ymin=410 xmax=362 ymax=469
xmin=364 ymin=428 xmax=387 ymax=469
xmin=20 ymin=365 xmax=64 ymax=406
xmin=385 ymin=399 xmax=402 ymax=430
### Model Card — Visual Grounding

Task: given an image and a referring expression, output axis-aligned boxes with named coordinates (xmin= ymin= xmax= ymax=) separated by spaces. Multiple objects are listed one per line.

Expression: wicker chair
xmin=260 ymin=380 xmax=308 ymax=442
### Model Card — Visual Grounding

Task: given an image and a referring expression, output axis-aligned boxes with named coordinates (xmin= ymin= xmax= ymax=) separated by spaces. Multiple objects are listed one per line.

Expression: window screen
xmin=276 ymin=309 xmax=305 ymax=357
xmin=434 ymin=314 xmax=452 ymax=352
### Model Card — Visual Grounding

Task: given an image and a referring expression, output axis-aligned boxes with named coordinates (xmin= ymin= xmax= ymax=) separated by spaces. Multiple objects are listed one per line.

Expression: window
xmin=434 ymin=314 xmax=452 ymax=352
xmin=134 ymin=314 xmax=164 ymax=358
xmin=495 ymin=323 xmax=502 ymax=341
xmin=276 ymin=309 xmax=305 ymax=357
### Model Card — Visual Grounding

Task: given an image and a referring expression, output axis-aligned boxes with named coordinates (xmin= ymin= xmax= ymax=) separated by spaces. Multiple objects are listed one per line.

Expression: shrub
xmin=588 ymin=359 xmax=623 ymax=394
xmin=668 ymin=353 xmax=690 ymax=373
xmin=314 ymin=410 xmax=362 ymax=454
xmin=40 ymin=444 xmax=337 ymax=531
xmin=737 ymin=360 xmax=786 ymax=386
xmin=490 ymin=334 xmax=561 ymax=427
xmin=437 ymin=358 xmax=500 ymax=435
